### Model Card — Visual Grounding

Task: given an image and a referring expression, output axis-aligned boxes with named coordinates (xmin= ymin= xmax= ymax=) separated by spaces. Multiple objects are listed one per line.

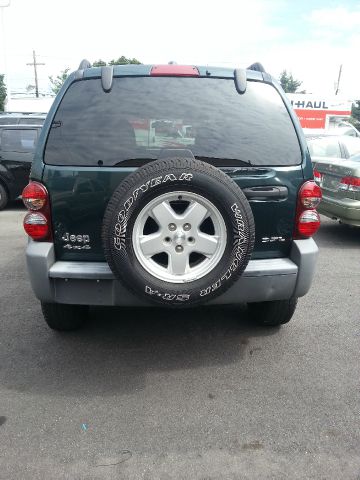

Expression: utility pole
xmin=335 ymin=64 xmax=342 ymax=96
xmin=26 ymin=50 xmax=45 ymax=98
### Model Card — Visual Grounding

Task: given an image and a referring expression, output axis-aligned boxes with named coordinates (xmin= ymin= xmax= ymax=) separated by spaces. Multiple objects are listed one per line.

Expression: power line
xmin=26 ymin=50 xmax=45 ymax=98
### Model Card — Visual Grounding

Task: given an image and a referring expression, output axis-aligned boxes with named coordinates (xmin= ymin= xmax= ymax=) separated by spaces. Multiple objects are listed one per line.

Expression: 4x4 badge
xmin=261 ymin=236 xmax=286 ymax=243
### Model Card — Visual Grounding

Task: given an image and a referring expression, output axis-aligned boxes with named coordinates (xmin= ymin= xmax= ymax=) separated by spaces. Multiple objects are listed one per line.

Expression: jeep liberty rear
xmin=23 ymin=61 xmax=321 ymax=331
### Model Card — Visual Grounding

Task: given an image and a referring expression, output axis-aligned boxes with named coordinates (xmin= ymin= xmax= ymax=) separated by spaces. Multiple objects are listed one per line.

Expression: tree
xmin=49 ymin=68 xmax=70 ymax=95
xmin=48 ymin=57 xmax=142 ymax=95
xmin=92 ymin=56 xmax=142 ymax=67
xmin=109 ymin=56 xmax=141 ymax=65
xmin=92 ymin=59 xmax=107 ymax=67
xmin=279 ymin=70 xmax=303 ymax=93
xmin=0 ymin=74 xmax=7 ymax=111
xmin=26 ymin=84 xmax=35 ymax=93
xmin=351 ymin=100 xmax=360 ymax=127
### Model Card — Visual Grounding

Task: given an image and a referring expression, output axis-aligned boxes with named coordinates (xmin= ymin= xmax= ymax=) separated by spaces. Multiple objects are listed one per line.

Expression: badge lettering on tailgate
xmin=62 ymin=233 xmax=91 ymax=250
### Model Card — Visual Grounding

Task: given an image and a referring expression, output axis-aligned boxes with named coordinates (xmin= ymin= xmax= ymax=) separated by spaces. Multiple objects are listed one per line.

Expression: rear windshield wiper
xmin=110 ymin=156 xmax=253 ymax=167
xmin=112 ymin=158 xmax=156 ymax=166
xmin=194 ymin=156 xmax=252 ymax=166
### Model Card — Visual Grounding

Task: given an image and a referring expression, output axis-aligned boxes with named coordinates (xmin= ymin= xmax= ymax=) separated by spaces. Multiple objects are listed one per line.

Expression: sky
xmin=1 ymin=0 xmax=360 ymax=98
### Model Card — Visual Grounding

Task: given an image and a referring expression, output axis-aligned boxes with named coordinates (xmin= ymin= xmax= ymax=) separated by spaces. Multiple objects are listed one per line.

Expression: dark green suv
xmin=22 ymin=60 xmax=322 ymax=331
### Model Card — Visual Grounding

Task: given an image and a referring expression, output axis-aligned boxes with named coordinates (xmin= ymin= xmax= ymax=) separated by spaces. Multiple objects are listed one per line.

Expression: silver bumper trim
xmin=48 ymin=257 xmax=298 ymax=280
xmin=26 ymin=238 xmax=318 ymax=306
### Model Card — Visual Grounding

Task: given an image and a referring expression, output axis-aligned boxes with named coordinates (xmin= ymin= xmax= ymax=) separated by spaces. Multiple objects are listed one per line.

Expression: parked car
xmin=306 ymin=134 xmax=360 ymax=227
xmin=22 ymin=60 xmax=322 ymax=331
xmin=335 ymin=122 xmax=360 ymax=137
xmin=303 ymin=124 xmax=360 ymax=138
xmin=306 ymin=134 xmax=360 ymax=161
xmin=0 ymin=124 xmax=42 ymax=209
xmin=0 ymin=113 xmax=46 ymax=126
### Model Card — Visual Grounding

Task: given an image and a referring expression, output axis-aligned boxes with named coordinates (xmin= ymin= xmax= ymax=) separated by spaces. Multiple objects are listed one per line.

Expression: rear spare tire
xmin=102 ymin=158 xmax=255 ymax=306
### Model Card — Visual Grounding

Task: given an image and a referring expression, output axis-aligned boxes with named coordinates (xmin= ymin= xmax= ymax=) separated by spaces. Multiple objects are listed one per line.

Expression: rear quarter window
xmin=45 ymin=77 xmax=302 ymax=167
xmin=0 ymin=129 xmax=38 ymax=152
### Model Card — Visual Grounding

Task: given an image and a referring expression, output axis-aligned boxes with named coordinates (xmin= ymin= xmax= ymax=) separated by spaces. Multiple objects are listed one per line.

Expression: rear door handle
xmin=243 ymin=186 xmax=288 ymax=201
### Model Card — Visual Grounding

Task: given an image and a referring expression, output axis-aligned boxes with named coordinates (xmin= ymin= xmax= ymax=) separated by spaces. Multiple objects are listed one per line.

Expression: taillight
xmin=299 ymin=181 xmax=322 ymax=208
xmin=313 ymin=169 xmax=322 ymax=185
xmin=22 ymin=182 xmax=47 ymax=210
xmin=22 ymin=182 xmax=52 ymax=241
xmin=338 ymin=176 xmax=360 ymax=192
xmin=23 ymin=212 xmax=49 ymax=240
xmin=297 ymin=210 xmax=321 ymax=237
xmin=294 ymin=180 xmax=322 ymax=239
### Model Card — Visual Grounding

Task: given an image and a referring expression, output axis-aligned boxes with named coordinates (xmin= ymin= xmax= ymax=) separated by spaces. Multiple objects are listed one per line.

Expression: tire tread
xmin=248 ymin=298 xmax=298 ymax=326
xmin=41 ymin=302 xmax=88 ymax=331
xmin=102 ymin=157 xmax=255 ymax=306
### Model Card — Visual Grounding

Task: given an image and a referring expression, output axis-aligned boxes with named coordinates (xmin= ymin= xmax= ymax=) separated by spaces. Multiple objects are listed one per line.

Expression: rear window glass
xmin=307 ymin=137 xmax=342 ymax=158
xmin=45 ymin=77 xmax=301 ymax=167
xmin=0 ymin=129 xmax=38 ymax=152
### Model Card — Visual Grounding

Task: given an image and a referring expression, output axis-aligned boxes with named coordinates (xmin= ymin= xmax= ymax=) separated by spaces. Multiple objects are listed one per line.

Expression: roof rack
xmin=75 ymin=59 xmax=92 ymax=80
xmin=78 ymin=59 xmax=91 ymax=70
xmin=247 ymin=62 xmax=266 ymax=73
xmin=76 ymin=58 xmax=114 ymax=92
xmin=234 ymin=62 xmax=270 ymax=94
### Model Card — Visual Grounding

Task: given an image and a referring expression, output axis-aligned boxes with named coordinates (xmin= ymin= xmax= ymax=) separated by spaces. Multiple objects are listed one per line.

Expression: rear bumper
xmin=318 ymin=196 xmax=360 ymax=227
xmin=26 ymin=239 xmax=318 ymax=306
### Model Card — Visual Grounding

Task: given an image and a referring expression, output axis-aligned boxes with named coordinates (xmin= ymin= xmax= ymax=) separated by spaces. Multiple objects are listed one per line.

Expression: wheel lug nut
xmin=183 ymin=223 xmax=191 ymax=231
xmin=168 ymin=223 xmax=176 ymax=231
xmin=175 ymin=245 xmax=183 ymax=253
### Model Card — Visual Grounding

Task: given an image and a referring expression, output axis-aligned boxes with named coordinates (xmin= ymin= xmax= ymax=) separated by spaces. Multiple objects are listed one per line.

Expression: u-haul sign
xmin=287 ymin=94 xmax=352 ymax=129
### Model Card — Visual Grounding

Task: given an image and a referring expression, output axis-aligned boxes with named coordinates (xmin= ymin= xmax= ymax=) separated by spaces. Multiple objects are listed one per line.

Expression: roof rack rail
xmin=78 ymin=59 xmax=91 ymax=70
xmin=247 ymin=62 xmax=266 ymax=73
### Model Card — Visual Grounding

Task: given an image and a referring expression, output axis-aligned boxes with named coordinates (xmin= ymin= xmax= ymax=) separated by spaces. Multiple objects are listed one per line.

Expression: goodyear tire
xmin=102 ymin=158 xmax=255 ymax=306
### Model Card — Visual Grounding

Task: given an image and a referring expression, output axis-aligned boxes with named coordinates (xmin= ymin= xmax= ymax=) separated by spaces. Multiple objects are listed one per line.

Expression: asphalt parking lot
xmin=0 ymin=201 xmax=359 ymax=480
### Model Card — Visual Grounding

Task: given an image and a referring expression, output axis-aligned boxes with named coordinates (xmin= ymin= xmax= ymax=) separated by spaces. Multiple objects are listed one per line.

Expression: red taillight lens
xmin=313 ymin=169 xmax=322 ymax=184
xmin=297 ymin=210 xmax=321 ymax=237
xmin=22 ymin=182 xmax=48 ymax=210
xmin=339 ymin=176 xmax=360 ymax=192
xmin=23 ymin=212 xmax=49 ymax=240
xmin=294 ymin=180 xmax=322 ymax=239
xmin=22 ymin=181 xmax=52 ymax=241
xmin=299 ymin=181 xmax=322 ymax=208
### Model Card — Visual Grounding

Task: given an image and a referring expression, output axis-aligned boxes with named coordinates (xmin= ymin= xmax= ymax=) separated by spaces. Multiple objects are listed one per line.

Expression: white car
xmin=303 ymin=123 xmax=360 ymax=138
